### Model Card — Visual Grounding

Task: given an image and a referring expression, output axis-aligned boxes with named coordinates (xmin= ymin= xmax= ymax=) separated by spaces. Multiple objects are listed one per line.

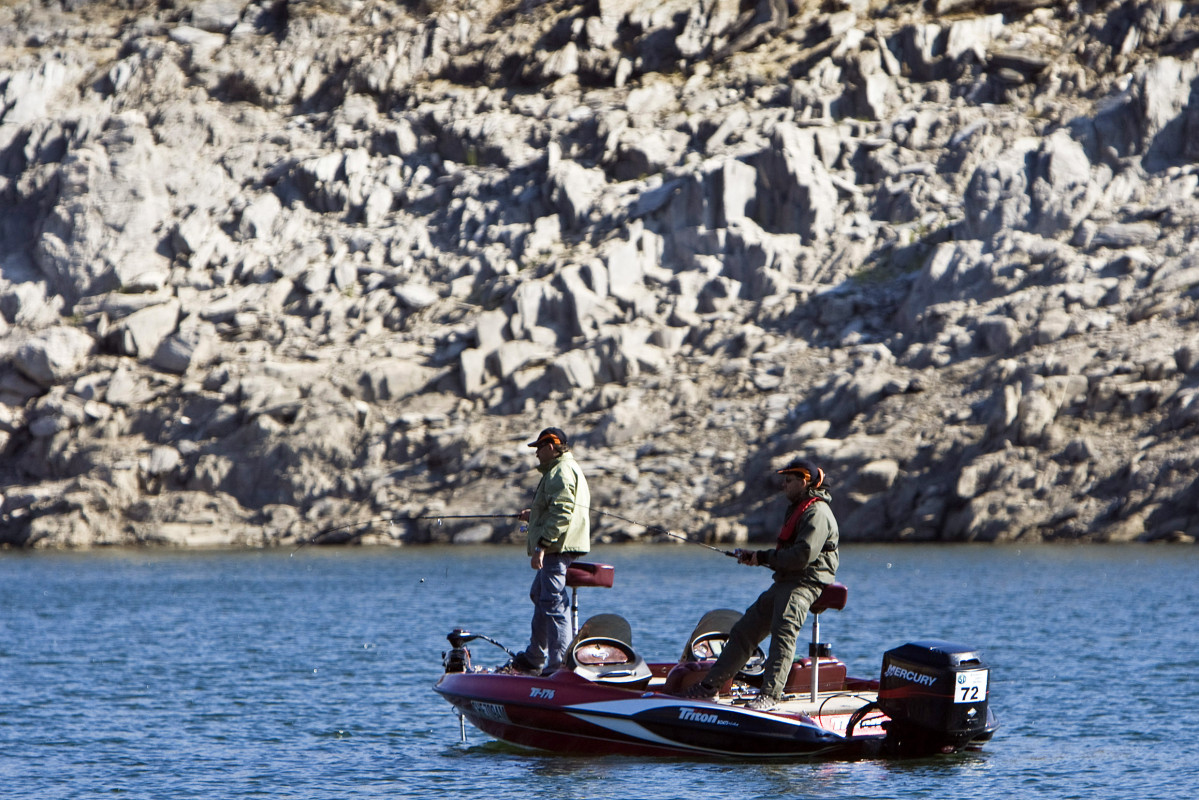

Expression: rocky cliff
xmin=2 ymin=0 xmax=1198 ymax=548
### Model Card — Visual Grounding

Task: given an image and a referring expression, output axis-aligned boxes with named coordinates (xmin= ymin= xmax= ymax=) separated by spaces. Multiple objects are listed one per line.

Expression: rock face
xmin=2 ymin=0 xmax=1198 ymax=548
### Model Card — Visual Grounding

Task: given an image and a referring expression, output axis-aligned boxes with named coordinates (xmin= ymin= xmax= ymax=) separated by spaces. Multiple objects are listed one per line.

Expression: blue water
xmin=1 ymin=544 xmax=1196 ymax=799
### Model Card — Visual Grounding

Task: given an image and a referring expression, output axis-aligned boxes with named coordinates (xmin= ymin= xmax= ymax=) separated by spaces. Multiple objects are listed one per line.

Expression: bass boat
xmin=434 ymin=562 xmax=997 ymax=759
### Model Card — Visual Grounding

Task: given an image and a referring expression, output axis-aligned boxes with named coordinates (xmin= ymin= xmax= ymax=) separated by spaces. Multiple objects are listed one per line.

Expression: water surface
xmin=2 ymin=544 xmax=1195 ymax=799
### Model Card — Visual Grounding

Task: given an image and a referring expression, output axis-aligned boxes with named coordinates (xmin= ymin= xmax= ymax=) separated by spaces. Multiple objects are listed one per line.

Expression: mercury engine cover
xmin=878 ymin=640 xmax=990 ymax=752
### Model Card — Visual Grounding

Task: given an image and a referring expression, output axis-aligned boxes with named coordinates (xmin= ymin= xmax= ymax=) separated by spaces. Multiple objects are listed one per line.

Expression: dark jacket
xmin=755 ymin=487 xmax=838 ymax=587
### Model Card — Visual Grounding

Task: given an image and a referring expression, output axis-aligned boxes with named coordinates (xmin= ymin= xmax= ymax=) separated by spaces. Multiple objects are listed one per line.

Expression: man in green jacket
xmin=681 ymin=458 xmax=839 ymax=710
xmin=501 ymin=427 xmax=591 ymax=676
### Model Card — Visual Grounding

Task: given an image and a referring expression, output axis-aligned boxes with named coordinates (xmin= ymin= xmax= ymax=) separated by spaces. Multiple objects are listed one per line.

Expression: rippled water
xmin=2 ymin=544 xmax=1196 ymax=799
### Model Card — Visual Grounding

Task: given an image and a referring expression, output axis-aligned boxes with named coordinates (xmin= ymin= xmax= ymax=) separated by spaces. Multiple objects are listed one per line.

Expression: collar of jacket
xmin=537 ymin=452 xmax=568 ymax=474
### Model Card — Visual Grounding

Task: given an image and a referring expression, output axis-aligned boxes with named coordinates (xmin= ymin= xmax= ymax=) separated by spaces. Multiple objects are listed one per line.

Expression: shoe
xmin=745 ymin=693 xmax=780 ymax=711
xmin=496 ymin=653 xmax=540 ymax=675
xmin=679 ymin=680 xmax=718 ymax=700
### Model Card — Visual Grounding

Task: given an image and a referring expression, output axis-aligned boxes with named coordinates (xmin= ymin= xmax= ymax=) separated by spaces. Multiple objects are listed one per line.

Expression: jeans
xmin=520 ymin=552 xmax=578 ymax=671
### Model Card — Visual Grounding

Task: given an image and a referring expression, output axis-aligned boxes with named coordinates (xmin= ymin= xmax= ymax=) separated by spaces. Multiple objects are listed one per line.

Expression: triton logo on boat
xmin=884 ymin=665 xmax=938 ymax=686
xmin=530 ymin=687 xmax=555 ymax=699
xmin=678 ymin=707 xmax=738 ymax=727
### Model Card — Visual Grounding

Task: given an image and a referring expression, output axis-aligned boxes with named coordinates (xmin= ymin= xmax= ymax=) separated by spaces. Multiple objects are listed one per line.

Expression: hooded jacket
xmin=526 ymin=451 xmax=591 ymax=556
xmin=754 ymin=486 xmax=838 ymax=587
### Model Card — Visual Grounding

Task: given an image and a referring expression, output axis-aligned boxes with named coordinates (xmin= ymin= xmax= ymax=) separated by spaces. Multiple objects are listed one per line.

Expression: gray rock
xmin=959 ymin=139 xmax=1036 ymax=242
xmin=143 ymin=445 xmax=181 ymax=476
xmin=237 ymin=192 xmax=282 ymax=240
xmin=854 ymin=459 xmax=900 ymax=495
xmin=6 ymin=0 xmax=1199 ymax=549
xmin=1030 ymin=131 xmax=1102 ymax=239
xmin=35 ymin=116 xmax=172 ymax=303
xmin=752 ymin=124 xmax=838 ymax=242
xmin=458 ymin=348 xmax=490 ymax=397
xmin=494 ymin=340 xmax=553 ymax=382
xmin=153 ymin=319 xmax=217 ymax=374
xmin=359 ymin=359 xmax=436 ymax=402
xmin=611 ymin=128 xmax=689 ymax=181
xmin=548 ymin=159 xmax=606 ymax=230
xmin=1035 ymin=310 xmax=1073 ymax=346
xmin=393 ymin=283 xmax=440 ymax=309
xmin=1092 ymin=222 xmax=1159 ymax=248
xmin=115 ymin=300 xmax=181 ymax=359
xmin=975 ymin=316 xmax=1021 ymax=354
xmin=473 ymin=309 xmax=509 ymax=354
xmin=13 ymin=326 xmax=96 ymax=388
xmin=190 ymin=0 xmax=244 ymax=34
xmin=547 ymin=349 xmax=597 ymax=392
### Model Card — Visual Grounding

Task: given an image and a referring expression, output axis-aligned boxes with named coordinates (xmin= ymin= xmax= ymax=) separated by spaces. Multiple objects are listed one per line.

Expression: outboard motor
xmin=877 ymin=640 xmax=993 ymax=754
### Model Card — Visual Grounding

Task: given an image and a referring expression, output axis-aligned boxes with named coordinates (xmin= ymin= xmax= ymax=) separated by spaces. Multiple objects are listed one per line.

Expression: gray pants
xmin=521 ymin=552 xmax=578 ymax=672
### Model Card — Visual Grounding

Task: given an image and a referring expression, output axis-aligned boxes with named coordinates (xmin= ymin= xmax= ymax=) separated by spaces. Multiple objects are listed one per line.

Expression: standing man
xmin=501 ymin=427 xmax=591 ymax=676
xmin=681 ymin=458 xmax=839 ymax=710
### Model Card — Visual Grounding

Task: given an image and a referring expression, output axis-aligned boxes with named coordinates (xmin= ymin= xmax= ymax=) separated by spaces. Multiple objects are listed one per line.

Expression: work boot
xmin=679 ymin=680 xmax=718 ymax=700
xmin=745 ymin=693 xmax=780 ymax=711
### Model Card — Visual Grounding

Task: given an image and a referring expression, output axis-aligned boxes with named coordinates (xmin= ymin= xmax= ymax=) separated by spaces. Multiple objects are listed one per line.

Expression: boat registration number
xmin=471 ymin=701 xmax=510 ymax=722
xmin=954 ymin=670 xmax=988 ymax=704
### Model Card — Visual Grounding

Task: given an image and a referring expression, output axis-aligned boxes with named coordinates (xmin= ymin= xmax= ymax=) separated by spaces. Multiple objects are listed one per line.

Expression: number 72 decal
xmin=954 ymin=670 xmax=988 ymax=704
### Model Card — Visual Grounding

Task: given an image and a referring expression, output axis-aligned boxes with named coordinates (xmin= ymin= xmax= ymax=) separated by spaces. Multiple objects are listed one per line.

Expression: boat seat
xmin=566 ymin=613 xmax=652 ymax=689
xmin=679 ymin=608 xmax=766 ymax=675
xmin=667 ymin=586 xmax=849 ymax=695
xmin=565 ymin=563 xmax=614 ymax=640
xmin=566 ymin=562 xmax=614 ymax=588
xmin=798 ymin=582 xmax=848 ymax=700
xmin=680 ymin=608 xmax=742 ymax=661
xmin=662 ymin=608 xmax=765 ymax=695
xmin=811 ymin=582 xmax=847 ymax=614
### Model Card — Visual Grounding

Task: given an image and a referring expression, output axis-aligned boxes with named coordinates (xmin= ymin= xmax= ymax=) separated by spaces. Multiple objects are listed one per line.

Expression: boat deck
xmin=692 ymin=688 xmax=878 ymax=718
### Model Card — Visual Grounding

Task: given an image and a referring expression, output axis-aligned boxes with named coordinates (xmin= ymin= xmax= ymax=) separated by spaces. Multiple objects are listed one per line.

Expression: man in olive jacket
xmin=681 ymin=458 xmax=839 ymax=710
xmin=502 ymin=426 xmax=591 ymax=675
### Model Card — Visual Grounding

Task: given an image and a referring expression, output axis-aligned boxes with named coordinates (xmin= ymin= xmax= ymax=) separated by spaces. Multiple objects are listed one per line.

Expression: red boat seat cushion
xmin=575 ymin=642 xmax=632 ymax=666
xmin=811 ymin=583 xmax=847 ymax=614
xmin=566 ymin=562 xmax=615 ymax=589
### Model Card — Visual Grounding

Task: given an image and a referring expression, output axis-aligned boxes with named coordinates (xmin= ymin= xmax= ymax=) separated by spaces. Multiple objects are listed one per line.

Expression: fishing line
xmin=293 ymin=506 xmax=736 ymax=558
xmin=589 ymin=508 xmax=737 ymax=557
xmin=293 ymin=513 xmax=521 ymax=552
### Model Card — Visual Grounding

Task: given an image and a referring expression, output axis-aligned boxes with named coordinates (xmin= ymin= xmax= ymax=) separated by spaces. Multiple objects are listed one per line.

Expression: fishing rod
xmin=591 ymin=508 xmax=737 ymax=558
xmin=294 ymin=506 xmax=736 ymax=559
xmin=293 ymin=513 xmax=521 ymax=551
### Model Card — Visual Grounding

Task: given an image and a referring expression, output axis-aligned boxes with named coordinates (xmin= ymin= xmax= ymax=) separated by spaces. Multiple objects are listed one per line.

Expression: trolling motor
xmin=442 ymin=565 xmax=615 ymax=675
xmin=443 ymin=628 xmax=519 ymax=673
xmin=443 ymin=628 xmax=475 ymax=673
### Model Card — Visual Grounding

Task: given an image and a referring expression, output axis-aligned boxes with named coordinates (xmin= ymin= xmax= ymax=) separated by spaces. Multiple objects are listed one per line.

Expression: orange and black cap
xmin=777 ymin=458 xmax=824 ymax=489
xmin=528 ymin=427 xmax=568 ymax=449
